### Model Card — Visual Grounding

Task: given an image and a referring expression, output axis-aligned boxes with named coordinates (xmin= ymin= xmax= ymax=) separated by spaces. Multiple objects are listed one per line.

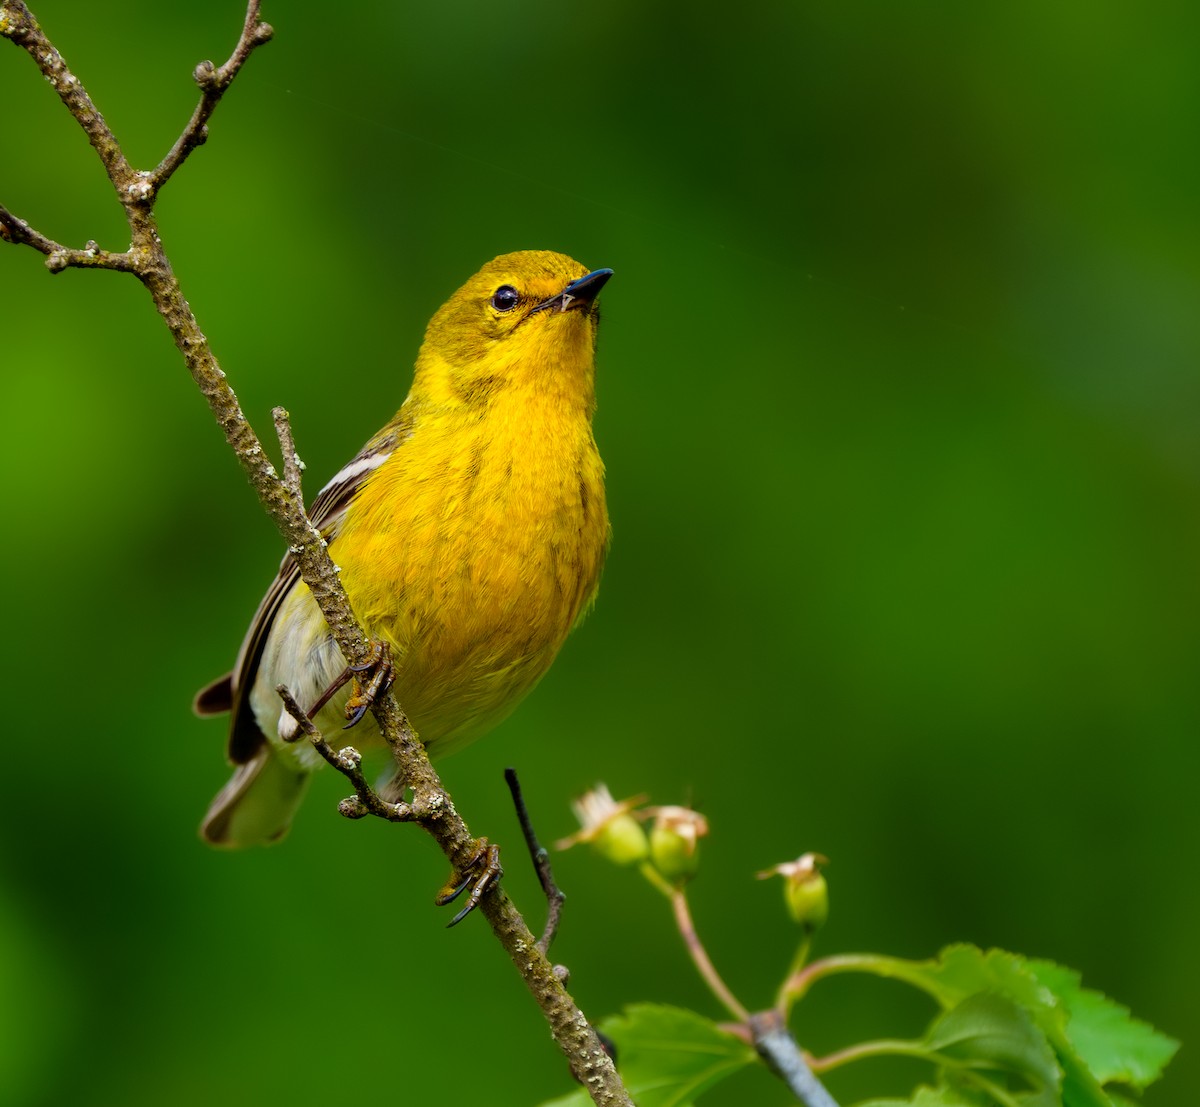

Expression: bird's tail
xmin=200 ymin=745 xmax=310 ymax=848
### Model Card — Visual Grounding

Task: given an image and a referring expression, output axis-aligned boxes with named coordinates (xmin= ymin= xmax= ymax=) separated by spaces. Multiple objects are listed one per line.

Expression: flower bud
xmin=595 ymin=812 xmax=651 ymax=866
xmin=758 ymin=853 xmax=829 ymax=931
xmin=646 ymin=806 xmax=709 ymax=884
xmin=555 ymin=784 xmax=649 ymax=866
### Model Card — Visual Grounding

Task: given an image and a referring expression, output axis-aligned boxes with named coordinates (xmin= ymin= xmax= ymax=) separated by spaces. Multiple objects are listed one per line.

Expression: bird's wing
xmin=205 ymin=423 xmax=407 ymax=765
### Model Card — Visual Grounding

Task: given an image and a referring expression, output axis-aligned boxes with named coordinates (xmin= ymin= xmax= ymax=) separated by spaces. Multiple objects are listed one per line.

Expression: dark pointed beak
xmin=531 ymin=268 xmax=613 ymax=315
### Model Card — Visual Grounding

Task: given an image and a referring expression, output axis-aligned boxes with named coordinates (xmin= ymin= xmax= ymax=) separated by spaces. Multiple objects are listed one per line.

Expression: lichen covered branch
xmin=151 ymin=0 xmax=275 ymax=191
xmin=0 ymin=0 xmax=133 ymax=187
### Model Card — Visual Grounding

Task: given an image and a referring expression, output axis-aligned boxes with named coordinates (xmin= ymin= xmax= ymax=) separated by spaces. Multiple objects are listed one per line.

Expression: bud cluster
xmin=558 ymin=784 xmax=828 ymax=929
xmin=556 ymin=784 xmax=710 ymax=887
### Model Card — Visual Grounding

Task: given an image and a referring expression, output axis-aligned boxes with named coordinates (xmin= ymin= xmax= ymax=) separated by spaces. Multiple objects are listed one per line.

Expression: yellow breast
xmin=333 ymin=380 xmax=609 ymax=753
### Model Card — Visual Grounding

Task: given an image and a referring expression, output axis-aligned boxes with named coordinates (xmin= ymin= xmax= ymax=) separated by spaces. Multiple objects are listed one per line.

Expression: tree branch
xmin=276 ymin=684 xmax=414 ymax=823
xmin=749 ymin=1011 xmax=842 ymax=1107
xmin=0 ymin=209 xmax=136 ymax=272
xmin=0 ymin=0 xmax=133 ymax=188
xmin=1 ymin=6 xmax=630 ymax=1102
xmin=150 ymin=0 xmax=274 ymax=191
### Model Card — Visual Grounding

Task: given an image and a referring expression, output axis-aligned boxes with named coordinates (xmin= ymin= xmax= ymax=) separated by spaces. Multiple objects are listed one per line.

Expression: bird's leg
xmin=304 ymin=665 xmax=354 ymax=719
xmin=342 ymin=640 xmax=395 ymax=728
xmin=436 ymin=838 xmax=504 ymax=927
xmin=302 ymin=639 xmax=394 ymax=728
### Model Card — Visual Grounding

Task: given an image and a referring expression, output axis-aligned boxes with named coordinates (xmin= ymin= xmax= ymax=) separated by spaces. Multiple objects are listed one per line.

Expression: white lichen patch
xmin=124 ymin=176 xmax=153 ymax=202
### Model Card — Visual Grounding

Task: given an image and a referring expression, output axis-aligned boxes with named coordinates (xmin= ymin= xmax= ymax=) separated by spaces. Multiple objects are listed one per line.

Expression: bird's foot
xmin=302 ymin=639 xmax=395 ymax=729
xmin=435 ymin=838 xmax=503 ymax=927
xmin=342 ymin=640 xmax=395 ymax=728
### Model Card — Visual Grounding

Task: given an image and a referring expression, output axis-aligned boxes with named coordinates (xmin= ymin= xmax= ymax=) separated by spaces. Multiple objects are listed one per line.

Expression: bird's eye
xmin=490 ymin=285 xmax=520 ymax=312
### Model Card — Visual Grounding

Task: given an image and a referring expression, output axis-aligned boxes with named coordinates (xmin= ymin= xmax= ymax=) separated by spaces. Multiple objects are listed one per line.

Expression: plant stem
xmin=777 ymin=931 xmax=813 ymax=1018
xmin=669 ymin=885 xmax=750 ymax=1022
xmin=783 ymin=952 xmax=924 ymax=1008
xmin=808 ymin=1037 xmax=940 ymax=1073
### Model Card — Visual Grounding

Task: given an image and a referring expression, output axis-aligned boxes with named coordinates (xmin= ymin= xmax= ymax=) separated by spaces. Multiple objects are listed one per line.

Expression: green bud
xmin=556 ymin=784 xmax=649 ymax=866
xmin=647 ymin=806 xmax=709 ymax=884
xmin=595 ymin=812 xmax=650 ymax=866
xmin=758 ymin=853 xmax=829 ymax=930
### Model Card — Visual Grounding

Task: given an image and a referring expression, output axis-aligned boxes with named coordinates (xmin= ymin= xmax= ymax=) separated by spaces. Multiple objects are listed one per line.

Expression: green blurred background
xmin=2 ymin=2 xmax=1196 ymax=1104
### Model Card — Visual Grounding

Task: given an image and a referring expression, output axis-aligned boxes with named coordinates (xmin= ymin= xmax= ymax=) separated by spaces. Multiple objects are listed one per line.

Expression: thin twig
xmin=749 ymin=1011 xmax=841 ymax=1107
xmin=0 ymin=0 xmax=134 ymax=187
xmin=150 ymin=0 xmax=274 ymax=191
xmin=505 ymin=767 xmax=566 ymax=955
xmin=273 ymin=406 xmax=305 ymax=496
xmin=0 ymin=207 xmax=135 ymax=272
xmin=276 ymin=685 xmax=412 ymax=822
xmin=0 ymin=205 xmax=61 ymax=253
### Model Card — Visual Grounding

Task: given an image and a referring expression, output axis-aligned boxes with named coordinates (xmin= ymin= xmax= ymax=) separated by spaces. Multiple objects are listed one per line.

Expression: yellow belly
xmin=273 ymin=390 xmax=609 ymax=757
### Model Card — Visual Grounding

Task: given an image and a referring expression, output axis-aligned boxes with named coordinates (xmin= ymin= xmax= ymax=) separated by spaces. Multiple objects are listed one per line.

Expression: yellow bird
xmin=197 ymin=251 xmax=612 ymax=846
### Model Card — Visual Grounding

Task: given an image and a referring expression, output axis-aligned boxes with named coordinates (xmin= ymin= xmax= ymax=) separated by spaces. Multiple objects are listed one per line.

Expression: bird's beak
xmin=531 ymin=268 xmax=613 ymax=315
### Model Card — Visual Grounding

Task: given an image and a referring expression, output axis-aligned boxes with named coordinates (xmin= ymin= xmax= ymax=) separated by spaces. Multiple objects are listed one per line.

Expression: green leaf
xmin=925 ymin=992 xmax=1061 ymax=1093
xmin=826 ymin=946 xmax=1058 ymax=1016
xmin=909 ymin=947 xmax=1113 ymax=1107
xmin=891 ymin=945 xmax=1058 ymax=1011
xmin=847 ymin=946 xmax=1177 ymax=1107
xmin=1024 ymin=960 xmax=1179 ymax=1091
xmin=536 ymin=1004 xmax=757 ymax=1107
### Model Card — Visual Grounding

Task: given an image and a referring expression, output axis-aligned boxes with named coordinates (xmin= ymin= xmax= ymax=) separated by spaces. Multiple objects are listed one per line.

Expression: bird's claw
xmin=341 ymin=640 xmax=395 ymax=729
xmin=436 ymin=838 xmax=503 ymax=927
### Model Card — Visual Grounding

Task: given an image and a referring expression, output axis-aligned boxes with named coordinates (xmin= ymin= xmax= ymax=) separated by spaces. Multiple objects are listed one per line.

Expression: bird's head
xmin=415 ymin=250 xmax=612 ymax=408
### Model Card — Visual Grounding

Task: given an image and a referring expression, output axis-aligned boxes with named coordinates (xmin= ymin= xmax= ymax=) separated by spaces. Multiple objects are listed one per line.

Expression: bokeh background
xmin=1 ymin=2 xmax=1196 ymax=1104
